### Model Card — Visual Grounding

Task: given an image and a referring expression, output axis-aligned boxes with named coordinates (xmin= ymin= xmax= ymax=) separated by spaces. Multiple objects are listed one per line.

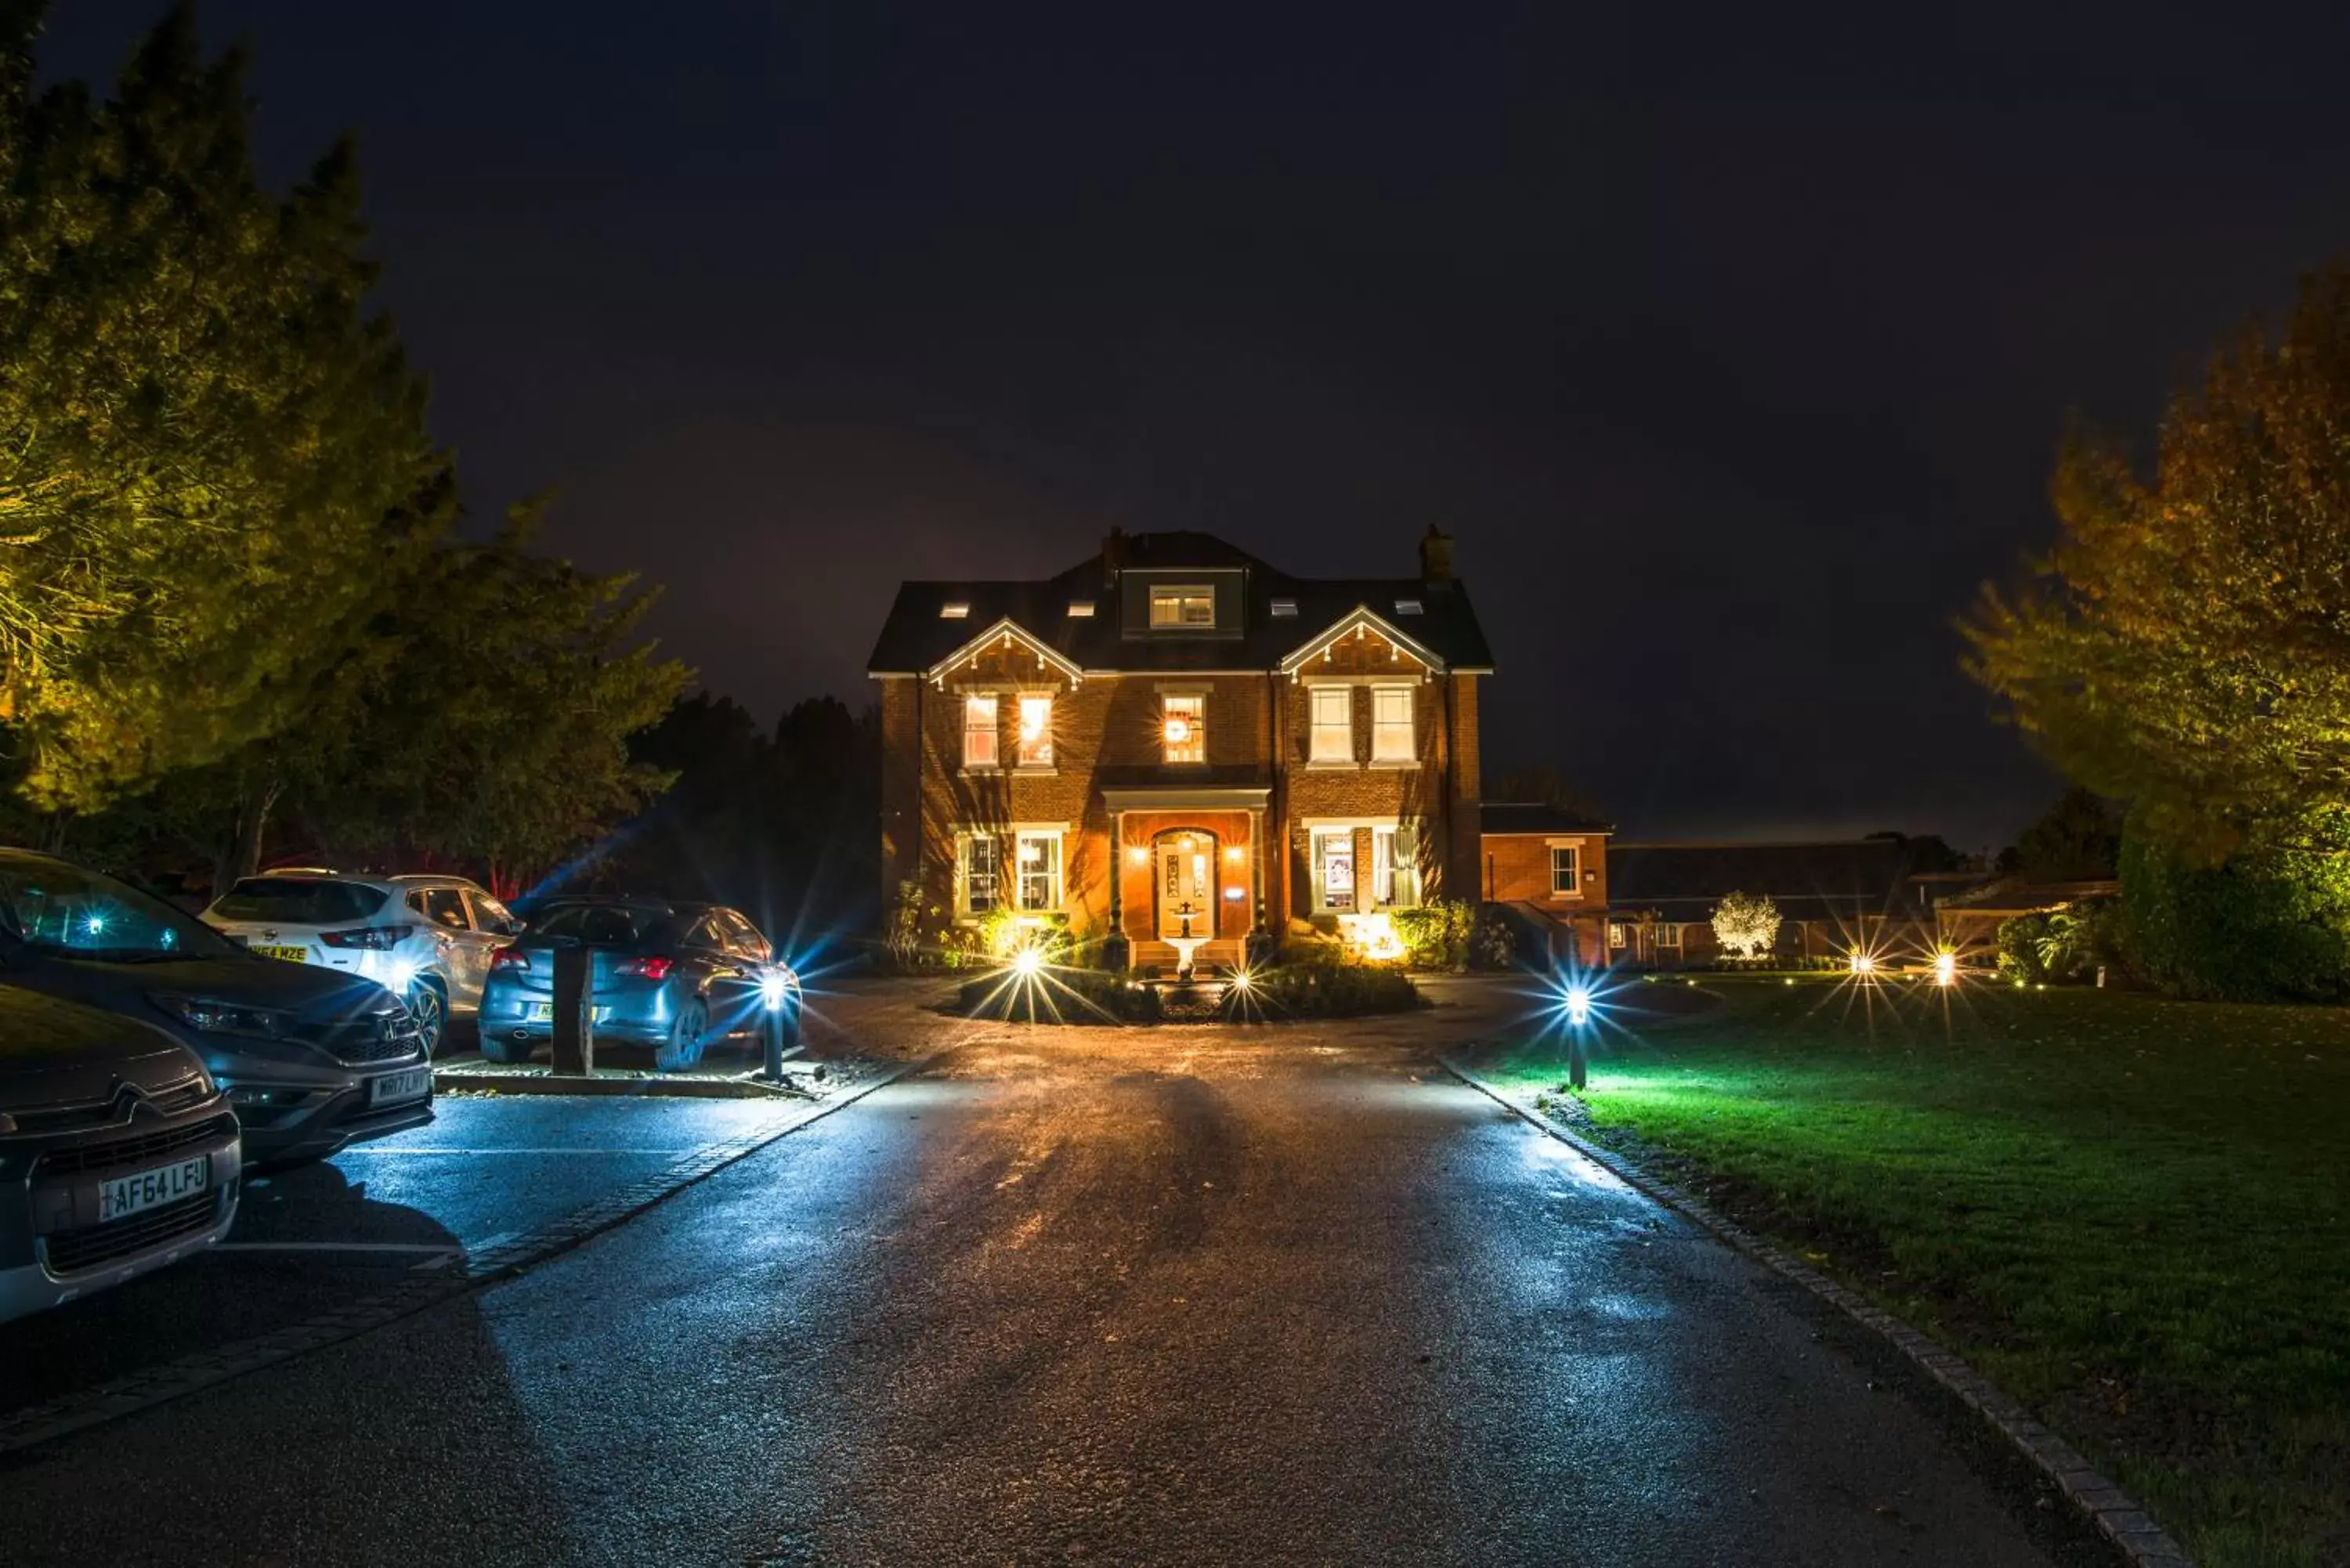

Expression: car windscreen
xmin=0 ymin=861 xmax=238 ymax=961
xmin=211 ymin=878 xmax=389 ymax=925
xmin=527 ymin=902 xmax=673 ymax=946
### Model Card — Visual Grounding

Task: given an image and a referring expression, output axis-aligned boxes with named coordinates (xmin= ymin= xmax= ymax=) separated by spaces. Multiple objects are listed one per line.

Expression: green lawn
xmin=1474 ymin=977 xmax=2349 ymax=1568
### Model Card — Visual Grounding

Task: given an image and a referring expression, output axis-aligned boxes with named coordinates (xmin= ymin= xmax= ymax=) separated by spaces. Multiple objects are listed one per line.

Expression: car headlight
xmin=153 ymin=994 xmax=294 ymax=1038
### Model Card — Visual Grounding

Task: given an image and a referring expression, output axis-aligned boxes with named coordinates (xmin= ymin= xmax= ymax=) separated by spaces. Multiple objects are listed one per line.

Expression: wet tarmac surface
xmin=0 ymin=993 xmax=2089 ymax=1566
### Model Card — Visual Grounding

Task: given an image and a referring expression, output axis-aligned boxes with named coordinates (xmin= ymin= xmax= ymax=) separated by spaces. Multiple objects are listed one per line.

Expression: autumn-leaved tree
xmin=1963 ymin=265 xmax=2350 ymax=862
xmin=0 ymin=5 xmax=452 ymax=810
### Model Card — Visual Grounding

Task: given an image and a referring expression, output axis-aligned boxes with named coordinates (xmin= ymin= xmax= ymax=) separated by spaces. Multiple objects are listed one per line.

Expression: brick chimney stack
xmin=1419 ymin=525 xmax=1455 ymax=585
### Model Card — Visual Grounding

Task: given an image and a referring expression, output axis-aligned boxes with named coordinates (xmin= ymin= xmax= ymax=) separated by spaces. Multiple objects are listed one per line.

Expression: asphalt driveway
xmin=0 ymin=990 xmax=2088 ymax=1566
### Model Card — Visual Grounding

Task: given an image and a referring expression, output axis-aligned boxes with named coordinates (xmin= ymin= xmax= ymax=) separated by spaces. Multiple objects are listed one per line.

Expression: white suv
xmin=200 ymin=871 xmax=522 ymax=1054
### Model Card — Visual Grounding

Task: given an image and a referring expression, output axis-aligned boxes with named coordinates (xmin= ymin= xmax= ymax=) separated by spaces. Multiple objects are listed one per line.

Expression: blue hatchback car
xmin=475 ymin=898 xmax=801 ymax=1071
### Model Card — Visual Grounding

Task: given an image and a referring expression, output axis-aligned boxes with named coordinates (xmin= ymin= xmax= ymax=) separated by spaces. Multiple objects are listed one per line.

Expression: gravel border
xmin=1437 ymin=1053 xmax=2194 ymax=1568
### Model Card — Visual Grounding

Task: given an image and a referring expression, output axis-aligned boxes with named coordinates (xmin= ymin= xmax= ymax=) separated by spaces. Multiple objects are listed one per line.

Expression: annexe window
xmin=1371 ymin=685 xmax=1415 ymax=762
xmin=1314 ymin=827 xmax=1357 ymax=912
xmin=1148 ymin=584 xmax=1217 ymax=629
xmin=1308 ymin=686 xmax=1354 ymax=762
xmin=1016 ymin=695 xmax=1054 ymax=768
xmin=1015 ymin=831 xmax=1064 ymax=912
xmin=1162 ymin=694 xmax=1205 ymax=764
xmin=962 ymin=836 xmax=1001 ymax=916
xmin=1550 ymin=844 xmax=1581 ymax=898
xmin=963 ymin=695 xmax=999 ymax=769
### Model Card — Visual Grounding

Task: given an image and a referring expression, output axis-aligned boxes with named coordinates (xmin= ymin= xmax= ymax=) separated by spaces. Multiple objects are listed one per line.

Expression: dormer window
xmin=1394 ymin=598 xmax=1423 ymax=616
xmin=1269 ymin=598 xmax=1298 ymax=617
xmin=1148 ymin=584 xmax=1216 ymax=629
xmin=941 ymin=602 xmax=971 ymax=619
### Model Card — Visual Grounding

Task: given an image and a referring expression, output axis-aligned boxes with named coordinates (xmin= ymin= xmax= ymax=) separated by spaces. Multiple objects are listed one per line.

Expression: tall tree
xmin=0 ymin=5 xmax=453 ymax=810
xmin=1964 ymin=264 xmax=2350 ymax=862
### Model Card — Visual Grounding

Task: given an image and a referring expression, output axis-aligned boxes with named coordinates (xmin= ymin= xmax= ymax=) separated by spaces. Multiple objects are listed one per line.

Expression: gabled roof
xmin=1277 ymin=603 xmax=1449 ymax=676
xmin=923 ymin=616 xmax=1086 ymax=685
xmin=865 ymin=532 xmax=1495 ymax=677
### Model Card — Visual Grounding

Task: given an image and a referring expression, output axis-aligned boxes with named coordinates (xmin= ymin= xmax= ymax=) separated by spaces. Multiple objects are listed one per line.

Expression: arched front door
xmin=1153 ymin=830 xmax=1217 ymax=941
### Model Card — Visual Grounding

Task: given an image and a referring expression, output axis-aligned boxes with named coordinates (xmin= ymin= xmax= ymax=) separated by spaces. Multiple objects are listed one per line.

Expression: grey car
xmin=0 ymin=850 xmax=433 ymax=1165
xmin=0 ymin=985 xmax=241 ymax=1324
xmin=476 ymin=897 xmax=801 ymax=1071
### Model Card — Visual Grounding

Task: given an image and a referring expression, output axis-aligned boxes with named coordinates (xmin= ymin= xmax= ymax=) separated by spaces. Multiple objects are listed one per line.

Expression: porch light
xmin=1933 ymin=950 xmax=1957 ymax=987
xmin=1127 ymin=846 xmax=1149 ymax=866
xmin=1224 ymin=846 xmax=1243 ymax=862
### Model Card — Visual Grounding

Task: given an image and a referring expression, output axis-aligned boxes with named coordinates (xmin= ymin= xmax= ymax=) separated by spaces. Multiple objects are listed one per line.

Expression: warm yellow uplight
xmin=1012 ymin=945 xmax=1044 ymax=976
xmin=1338 ymin=912 xmax=1406 ymax=963
xmin=1849 ymin=952 xmax=1876 ymax=975
xmin=1933 ymin=951 xmax=1957 ymax=987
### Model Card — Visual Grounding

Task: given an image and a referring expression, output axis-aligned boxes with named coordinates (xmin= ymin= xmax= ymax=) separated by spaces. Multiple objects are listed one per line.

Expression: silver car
xmin=477 ymin=897 xmax=801 ymax=1071
xmin=0 ymin=985 xmax=240 ymax=1324
xmin=201 ymin=871 xmax=522 ymax=1055
xmin=0 ymin=850 xmax=433 ymax=1166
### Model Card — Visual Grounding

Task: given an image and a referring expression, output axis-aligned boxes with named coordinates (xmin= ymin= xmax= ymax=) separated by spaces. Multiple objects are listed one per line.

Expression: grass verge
xmin=1472 ymin=977 xmax=2348 ymax=1568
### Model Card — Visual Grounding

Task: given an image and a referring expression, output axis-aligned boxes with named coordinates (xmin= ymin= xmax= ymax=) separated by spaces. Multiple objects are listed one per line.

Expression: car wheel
xmin=407 ymin=980 xmax=448 ymax=1057
xmin=655 ymin=1001 xmax=707 ymax=1072
xmin=479 ymin=1031 xmax=537 ymax=1064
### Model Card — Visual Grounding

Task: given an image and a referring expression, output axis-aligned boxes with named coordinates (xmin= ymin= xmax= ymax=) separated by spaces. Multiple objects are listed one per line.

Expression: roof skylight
xmin=940 ymin=602 xmax=970 ymax=619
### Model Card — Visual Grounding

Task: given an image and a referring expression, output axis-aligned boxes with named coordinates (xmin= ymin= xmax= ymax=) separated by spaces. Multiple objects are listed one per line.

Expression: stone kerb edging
xmin=1436 ymin=1053 xmax=2193 ymax=1568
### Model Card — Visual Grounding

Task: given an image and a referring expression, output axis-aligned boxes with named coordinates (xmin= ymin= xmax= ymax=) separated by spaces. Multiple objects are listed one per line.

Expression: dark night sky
xmin=38 ymin=3 xmax=2350 ymax=852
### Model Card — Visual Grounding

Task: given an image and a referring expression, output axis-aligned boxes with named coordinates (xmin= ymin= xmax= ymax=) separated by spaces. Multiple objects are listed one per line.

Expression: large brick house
xmin=867 ymin=529 xmax=1494 ymax=970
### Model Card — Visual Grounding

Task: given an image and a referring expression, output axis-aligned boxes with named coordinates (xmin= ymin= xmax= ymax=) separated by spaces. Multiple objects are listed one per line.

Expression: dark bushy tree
xmin=0 ymin=5 xmax=454 ymax=808
xmin=2000 ymin=786 xmax=2122 ymax=881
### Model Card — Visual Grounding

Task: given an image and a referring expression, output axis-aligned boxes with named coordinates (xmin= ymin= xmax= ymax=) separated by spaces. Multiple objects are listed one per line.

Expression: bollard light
xmin=1564 ymin=985 xmax=1591 ymax=1026
xmin=1934 ymin=951 xmax=1957 ymax=988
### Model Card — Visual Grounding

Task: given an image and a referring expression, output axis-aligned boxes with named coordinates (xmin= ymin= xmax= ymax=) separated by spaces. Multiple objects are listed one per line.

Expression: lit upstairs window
xmin=1309 ymin=686 xmax=1353 ymax=762
xmin=1148 ymin=584 xmax=1216 ymax=628
xmin=941 ymin=601 xmax=971 ymax=619
xmin=962 ymin=695 xmax=998 ymax=768
xmin=1016 ymin=695 xmax=1054 ymax=768
xmin=1162 ymin=695 xmax=1205 ymax=764
xmin=1372 ymin=685 xmax=1415 ymax=761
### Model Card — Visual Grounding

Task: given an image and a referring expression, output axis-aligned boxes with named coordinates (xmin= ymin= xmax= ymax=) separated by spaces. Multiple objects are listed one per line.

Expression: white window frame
xmin=1370 ymin=685 xmax=1415 ymax=763
xmin=962 ymin=695 xmax=998 ymax=770
xmin=1015 ymin=695 xmax=1054 ymax=768
xmin=1148 ymin=583 xmax=1217 ymax=628
xmin=1549 ymin=842 xmax=1582 ymax=899
xmin=1308 ymin=686 xmax=1354 ymax=763
xmin=1162 ymin=693 xmax=1206 ymax=765
xmin=960 ymin=834 xmax=1002 ymax=917
xmin=1313 ymin=826 xmax=1358 ymax=912
xmin=1372 ymin=824 xmax=1422 ymax=909
xmin=1014 ymin=830 xmax=1064 ymax=912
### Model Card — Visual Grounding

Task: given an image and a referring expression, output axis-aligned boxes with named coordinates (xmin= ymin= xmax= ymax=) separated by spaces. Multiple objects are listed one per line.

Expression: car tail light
xmin=320 ymin=924 xmax=415 ymax=951
xmin=615 ymin=956 xmax=674 ymax=981
xmin=490 ymin=946 xmax=531 ymax=972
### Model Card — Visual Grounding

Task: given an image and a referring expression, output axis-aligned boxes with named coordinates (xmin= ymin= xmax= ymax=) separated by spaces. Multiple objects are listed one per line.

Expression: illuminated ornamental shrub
xmin=1710 ymin=891 xmax=1782 ymax=961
